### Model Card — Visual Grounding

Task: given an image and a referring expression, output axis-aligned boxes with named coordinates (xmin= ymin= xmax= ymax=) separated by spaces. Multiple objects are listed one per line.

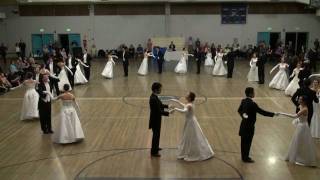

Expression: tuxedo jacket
xmin=83 ymin=53 xmax=92 ymax=66
xmin=149 ymin=93 xmax=169 ymax=130
xmin=65 ymin=57 xmax=78 ymax=70
xmin=291 ymin=87 xmax=318 ymax=108
xmin=226 ymin=51 xmax=235 ymax=66
xmin=238 ymin=97 xmax=274 ymax=136
xmin=37 ymin=82 xmax=53 ymax=105
xmin=298 ymin=69 xmax=311 ymax=87
xmin=156 ymin=51 xmax=164 ymax=63
xmin=122 ymin=51 xmax=130 ymax=65
xmin=46 ymin=62 xmax=60 ymax=76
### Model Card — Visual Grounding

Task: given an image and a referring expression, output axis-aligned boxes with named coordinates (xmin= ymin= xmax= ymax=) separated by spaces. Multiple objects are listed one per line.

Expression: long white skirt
xmin=58 ymin=69 xmax=72 ymax=91
xmin=175 ymin=60 xmax=187 ymax=74
xmin=53 ymin=105 xmax=84 ymax=144
xmin=285 ymin=77 xmax=299 ymax=96
xmin=101 ymin=61 xmax=114 ymax=79
xmin=204 ymin=57 xmax=214 ymax=66
xmin=285 ymin=120 xmax=317 ymax=166
xmin=311 ymin=102 xmax=320 ymax=138
xmin=177 ymin=115 xmax=214 ymax=161
xmin=269 ymin=70 xmax=289 ymax=90
xmin=20 ymin=88 xmax=39 ymax=120
xmin=74 ymin=64 xmax=88 ymax=84
xmin=212 ymin=59 xmax=227 ymax=76
xmin=247 ymin=66 xmax=259 ymax=82
xmin=138 ymin=57 xmax=148 ymax=75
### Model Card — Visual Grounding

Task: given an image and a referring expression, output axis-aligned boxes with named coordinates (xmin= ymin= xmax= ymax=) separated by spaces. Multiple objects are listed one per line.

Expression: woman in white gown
xmin=212 ymin=49 xmax=227 ymax=76
xmin=204 ymin=48 xmax=214 ymax=66
xmin=280 ymin=96 xmax=317 ymax=166
xmin=310 ymin=79 xmax=320 ymax=138
xmin=247 ymin=53 xmax=259 ymax=82
xmin=170 ymin=92 xmax=214 ymax=161
xmin=20 ymin=72 xmax=39 ymax=120
xmin=101 ymin=53 xmax=118 ymax=79
xmin=52 ymin=84 xmax=84 ymax=144
xmin=57 ymin=61 xmax=72 ymax=92
xmin=174 ymin=48 xmax=194 ymax=74
xmin=74 ymin=58 xmax=88 ymax=84
xmin=269 ymin=56 xmax=289 ymax=90
xmin=138 ymin=50 xmax=154 ymax=75
xmin=285 ymin=61 xmax=301 ymax=96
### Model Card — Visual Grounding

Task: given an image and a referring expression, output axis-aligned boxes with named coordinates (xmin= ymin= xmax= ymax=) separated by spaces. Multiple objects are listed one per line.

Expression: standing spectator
xmin=128 ymin=44 xmax=135 ymax=59
xmin=147 ymin=38 xmax=153 ymax=52
xmin=19 ymin=40 xmax=26 ymax=58
xmin=0 ymin=43 xmax=7 ymax=64
xmin=187 ymin=37 xmax=193 ymax=53
xmin=169 ymin=41 xmax=176 ymax=51
xmin=195 ymin=38 xmax=201 ymax=49
xmin=15 ymin=43 xmax=21 ymax=58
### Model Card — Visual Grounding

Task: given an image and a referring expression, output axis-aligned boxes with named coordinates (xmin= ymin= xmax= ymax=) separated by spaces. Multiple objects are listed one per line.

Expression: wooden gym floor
xmin=0 ymin=58 xmax=319 ymax=180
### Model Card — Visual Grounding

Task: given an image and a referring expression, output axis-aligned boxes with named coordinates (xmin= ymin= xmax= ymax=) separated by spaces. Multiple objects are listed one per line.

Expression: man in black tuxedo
xmin=82 ymin=49 xmax=92 ymax=81
xmin=155 ymin=47 xmax=165 ymax=74
xmin=238 ymin=87 xmax=276 ymax=163
xmin=298 ymin=63 xmax=311 ymax=88
xmin=227 ymin=48 xmax=235 ymax=78
xmin=65 ymin=54 xmax=77 ymax=88
xmin=149 ymin=82 xmax=170 ymax=157
xmin=46 ymin=56 xmax=60 ymax=95
xmin=291 ymin=79 xmax=318 ymax=126
xmin=122 ymin=46 xmax=130 ymax=77
xmin=37 ymin=74 xmax=53 ymax=134
xmin=194 ymin=47 xmax=201 ymax=74
xmin=257 ymin=44 xmax=267 ymax=84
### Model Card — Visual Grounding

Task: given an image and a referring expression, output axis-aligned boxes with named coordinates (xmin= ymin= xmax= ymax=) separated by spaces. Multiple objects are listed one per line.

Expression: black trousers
xmin=123 ymin=62 xmax=128 ymax=76
xmin=158 ymin=60 xmax=163 ymax=74
xmin=1 ymin=53 xmax=6 ymax=64
xmin=39 ymin=100 xmax=52 ymax=133
xmin=196 ymin=59 xmax=201 ymax=74
xmin=84 ymin=66 xmax=90 ymax=81
xmin=241 ymin=133 xmax=254 ymax=160
xmin=151 ymin=127 xmax=161 ymax=154
xmin=67 ymin=68 xmax=76 ymax=88
xmin=258 ymin=66 xmax=265 ymax=84
xmin=227 ymin=63 xmax=234 ymax=78
xmin=49 ymin=77 xmax=60 ymax=96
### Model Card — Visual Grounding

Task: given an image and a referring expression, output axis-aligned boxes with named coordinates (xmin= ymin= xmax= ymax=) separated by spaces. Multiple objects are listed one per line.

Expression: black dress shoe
xmin=48 ymin=130 xmax=54 ymax=134
xmin=158 ymin=148 xmax=162 ymax=151
xmin=151 ymin=153 xmax=161 ymax=157
xmin=242 ymin=158 xmax=255 ymax=163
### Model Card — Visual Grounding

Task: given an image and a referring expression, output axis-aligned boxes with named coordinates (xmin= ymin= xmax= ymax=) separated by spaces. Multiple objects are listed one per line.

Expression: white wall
xmin=0 ymin=6 xmax=320 ymax=55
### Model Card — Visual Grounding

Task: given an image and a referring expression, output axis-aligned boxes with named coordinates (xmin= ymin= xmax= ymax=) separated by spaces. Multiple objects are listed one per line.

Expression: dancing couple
xmin=148 ymin=82 xmax=214 ymax=161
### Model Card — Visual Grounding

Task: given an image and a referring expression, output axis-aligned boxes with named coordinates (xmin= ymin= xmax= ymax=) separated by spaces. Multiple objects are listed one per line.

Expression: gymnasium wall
xmin=0 ymin=3 xmax=319 ymax=55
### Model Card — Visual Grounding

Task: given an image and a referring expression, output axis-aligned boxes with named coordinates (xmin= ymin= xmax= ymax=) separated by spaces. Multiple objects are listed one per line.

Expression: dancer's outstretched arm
xmin=169 ymin=99 xmax=186 ymax=107
xmin=174 ymin=104 xmax=191 ymax=113
xmin=270 ymin=64 xmax=279 ymax=74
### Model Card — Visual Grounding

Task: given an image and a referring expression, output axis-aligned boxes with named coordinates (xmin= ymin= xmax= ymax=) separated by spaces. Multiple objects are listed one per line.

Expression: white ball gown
xmin=101 ymin=56 xmax=116 ymax=79
xmin=175 ymin=54 xmax=188 ymax=74
xmin=58 ymin=67 xmax=72 ymax=91
xmin=269 ymin=63 xmax=289 ymax=90
xmin=212 ymin=52 xmax=227 ymax=76
xmin=204 ymin=52 xmax=214 ymax=66
xmin=138 ymin=53 xmax=153 ymax=75
xmin=285 ymin=68 xmax=300 ymax=96
xmin=247 ymin=57 xmax=259 ymax=82
xmin=53 ymin=100 xmax=84 ymax=144
xmin=173 ymin=100 xmax=214 ymax=161
xmin=74 ymin=63 xmax=88 ymax=85
xmin=20 ymin=81 xmax=39 ymax=120
xmin=311 ymin=95 xmax=320 ymax=138
xmin=285 ymin=114 xmax=317 ymax=166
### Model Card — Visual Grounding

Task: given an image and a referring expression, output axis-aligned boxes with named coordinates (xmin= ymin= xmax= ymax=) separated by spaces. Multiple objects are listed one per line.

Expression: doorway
xmin=257 ymin=32 xmax=280 ymax=50
xmin=31 ymin=34 xmax=54 ymax=57
xmin=58 ymin=34 xmax=81 ymax=55
xmin=285 ymin=32 xmax=308 ymax=55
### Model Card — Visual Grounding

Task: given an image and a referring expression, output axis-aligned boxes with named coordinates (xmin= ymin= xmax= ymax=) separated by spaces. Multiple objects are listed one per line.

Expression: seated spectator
xmin=169 ymin=41 xmax=176 ymax=51
xmin=7 ymin=71 xmax=21 ymax=88
xmin=0 ymin=73 xmax=12 ymax=94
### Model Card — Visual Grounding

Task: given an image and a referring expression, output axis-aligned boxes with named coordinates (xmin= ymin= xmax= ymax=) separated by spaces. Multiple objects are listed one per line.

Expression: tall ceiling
xmin=0 ymin=0 xmax=311 ymax=6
